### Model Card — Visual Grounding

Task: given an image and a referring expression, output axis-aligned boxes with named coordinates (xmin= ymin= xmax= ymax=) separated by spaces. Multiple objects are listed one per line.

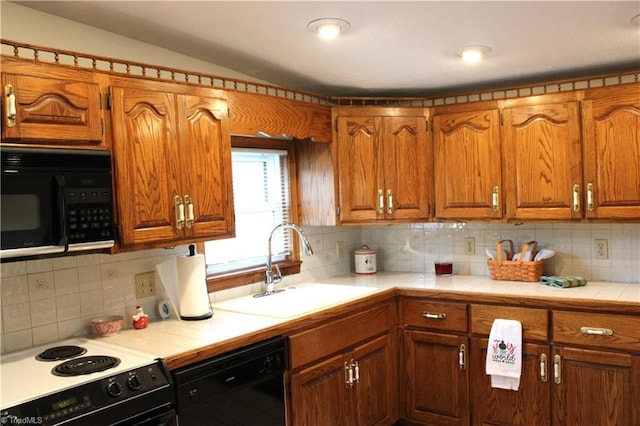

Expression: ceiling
xmin=13 ymin=1 xmax=640 ymax=97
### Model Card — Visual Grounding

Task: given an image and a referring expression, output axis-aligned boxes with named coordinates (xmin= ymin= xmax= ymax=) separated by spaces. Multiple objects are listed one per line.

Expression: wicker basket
xmin=487 ymin=240 xmax=544 ymax=282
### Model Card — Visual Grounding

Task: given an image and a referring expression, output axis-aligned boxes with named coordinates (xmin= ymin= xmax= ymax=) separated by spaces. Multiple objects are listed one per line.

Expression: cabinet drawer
xmin=471 ymin=304 xmax=548 ymax=342
xmin=552 ymin=311 xmax=640 ymax=352
xmin=401 ymin=299 xmax=467 ymax=332
xmin=289 ymin=302 xmax=395 ymax=370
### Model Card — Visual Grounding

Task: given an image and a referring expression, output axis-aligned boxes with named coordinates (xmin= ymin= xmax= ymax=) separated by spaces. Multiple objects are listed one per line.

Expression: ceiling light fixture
xmin=459 ymin=45 xmax=492 ymax=64
xmin=308 ymin=18 xmax=351 ymax=40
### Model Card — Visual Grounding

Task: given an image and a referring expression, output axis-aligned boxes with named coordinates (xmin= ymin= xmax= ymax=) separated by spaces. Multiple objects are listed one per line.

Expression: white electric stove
xmin=0 ymin=338 xmax=175 ymax=425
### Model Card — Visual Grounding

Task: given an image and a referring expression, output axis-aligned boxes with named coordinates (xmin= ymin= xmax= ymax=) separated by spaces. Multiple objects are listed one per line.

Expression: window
xmin=204 ymin=137 xmax=300 ymax=290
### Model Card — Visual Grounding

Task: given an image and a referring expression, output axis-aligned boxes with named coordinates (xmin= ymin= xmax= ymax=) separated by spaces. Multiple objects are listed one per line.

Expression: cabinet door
xmin=383 ymin=116 xmax=431 ymax=220
xmin=176 ymin=94 xmax=234 ymax=239
xmin=403 ymin=330 xmax=469 ymax=425
xmin=551 ymin=347 xmax=640 ymax=426
xmin=352 ymin=333 xmax=397 ymax=426
xmin=337 ymin=116 xmax=384 ymax=222
xmin=434 ymin=108 xmax=502 ymax=219
xmin=110 ymin=86 xmax=181 ymax=245
xmin=2 ymin=73 xmax=102 ymax=143
xmin=290 ymin=352 xmax=352 ymax=426
xmin=582 ymin=84 xmax=640 ymax=219
xmin=503 ymin=101 xmax=583 ymax=220
xmin=470 ymin=338 xmax=550 ymax=426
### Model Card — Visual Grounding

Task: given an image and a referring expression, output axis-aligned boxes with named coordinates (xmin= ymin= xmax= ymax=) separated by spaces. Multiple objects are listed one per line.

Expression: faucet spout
xmin=255 ymin=222 xmax=314 ymax=297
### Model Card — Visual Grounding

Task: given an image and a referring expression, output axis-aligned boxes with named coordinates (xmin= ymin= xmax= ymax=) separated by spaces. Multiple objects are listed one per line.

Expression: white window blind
xmin=205 ymin=148 xmax=292 ymax=273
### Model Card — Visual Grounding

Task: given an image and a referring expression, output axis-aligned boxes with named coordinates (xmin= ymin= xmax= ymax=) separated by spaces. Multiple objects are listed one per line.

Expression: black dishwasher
xmin=172 ymin=336 xmax=287 ymax=425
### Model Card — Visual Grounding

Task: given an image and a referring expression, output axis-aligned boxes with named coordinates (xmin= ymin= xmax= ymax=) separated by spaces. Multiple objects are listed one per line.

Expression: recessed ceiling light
xmin=307 ymin=18 xmax=351 ymax=40
xmin=631 ymin=14 xmax=640 ymax=26
xmin=458 ymin=45 xmax=492 ymax=64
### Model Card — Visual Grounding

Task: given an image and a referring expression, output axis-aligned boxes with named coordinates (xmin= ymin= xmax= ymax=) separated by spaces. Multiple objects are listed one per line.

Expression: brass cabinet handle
xmin=492 ymin=186 xmax=499 ymax=213
xmin=572 ymin=184 xmax=580 ymax=212
xmin=587 ymin=183 xmax=594 ymax=211
xmin=386 ymin=189 xmax=393 ymax=214
xmin=184 ymin=195 xmax=194 ymax=229
xmin=580 ymin=326 xmax=613 ymax=336
xmin=174 ymin=195 xmax=185 ymax=230
xmin=553 ymin=354 xmax=561 ymax=384
xmin=5 ymin=84 xmax=16 ymax=127
xmin=344 ymin=359 xmax=354 ymax=388
xmin=377 ymin=189 xmax=384 ymax=214
xmin=422 ymin=312 xmax=447 ymax=320
xmin=540 ymin=353 xmax=548 ymax=383
xmin=458 ymin=344 xmax=466 ymax=370
xmin=344 ymin=359 xmax=360 ymax=388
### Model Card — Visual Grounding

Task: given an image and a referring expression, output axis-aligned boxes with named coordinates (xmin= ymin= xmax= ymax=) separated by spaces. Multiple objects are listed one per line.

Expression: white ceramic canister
xmin=354 ymin=244 xmax=377 ymax=275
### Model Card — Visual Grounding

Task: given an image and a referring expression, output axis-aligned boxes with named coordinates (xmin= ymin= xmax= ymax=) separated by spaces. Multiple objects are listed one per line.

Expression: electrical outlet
xmin=594 ymin=239 xmax=609 ymax=260
xmin=135 ymin=272 xmax=156 ymax=298
xmin=336 ymin=240 xmax=343 ymax=259
xmin=464 ymin=237 xmax=476 ymax=256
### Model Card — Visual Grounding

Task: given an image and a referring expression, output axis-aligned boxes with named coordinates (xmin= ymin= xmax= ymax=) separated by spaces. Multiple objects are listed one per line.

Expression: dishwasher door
xmin=172 ymin=336 xmax=287 ymax=426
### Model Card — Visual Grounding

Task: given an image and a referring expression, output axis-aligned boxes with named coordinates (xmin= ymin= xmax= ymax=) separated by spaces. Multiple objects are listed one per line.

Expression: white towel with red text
xmin=485 ymin=319 xmax=522 ymax=390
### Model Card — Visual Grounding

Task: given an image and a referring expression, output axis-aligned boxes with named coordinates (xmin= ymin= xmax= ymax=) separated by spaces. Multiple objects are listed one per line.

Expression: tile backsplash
xmin=1 ymin=223 xmax=638 ymax=353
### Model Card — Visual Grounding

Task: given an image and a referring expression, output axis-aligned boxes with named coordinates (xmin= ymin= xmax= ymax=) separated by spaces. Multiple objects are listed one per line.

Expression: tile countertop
xmin=99 ymin=273 xmax=640 ymax=365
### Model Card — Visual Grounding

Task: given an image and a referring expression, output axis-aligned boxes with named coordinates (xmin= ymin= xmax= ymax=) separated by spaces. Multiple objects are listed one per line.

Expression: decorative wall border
xmin=2 ymin=39 xmax=639 ymax=108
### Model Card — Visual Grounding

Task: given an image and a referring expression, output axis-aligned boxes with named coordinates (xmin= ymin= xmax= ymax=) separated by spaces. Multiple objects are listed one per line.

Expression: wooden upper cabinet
xmin=582 ymin=83 xmax=640 ymax=219
xmin=335 ymin=109 xmax=430 ymax=223
xmin=110 ymin=86 xmax=181 ymax=244
xmin=176 ymin=94 xmax=234 ymax=238
xmin=502 ymin=99 xmax=583 ymax=220
xmin=434 ymin=105 xmax=502 ymax=220
xmin=337 ymin=116 xmax=382 ymax=222
xmin=1 ymin=58 xmax=103 ymax=145
xmin=109 ymin=79 xmax=234 ymax=248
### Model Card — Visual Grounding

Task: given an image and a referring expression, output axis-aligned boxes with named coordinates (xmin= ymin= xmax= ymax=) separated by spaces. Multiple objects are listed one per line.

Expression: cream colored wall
xmin=0 ymin=2 xmax=264 ymax=84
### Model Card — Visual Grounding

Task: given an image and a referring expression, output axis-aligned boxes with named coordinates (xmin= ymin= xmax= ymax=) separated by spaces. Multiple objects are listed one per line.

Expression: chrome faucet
xmin=255 ymin=222 xmax=314 ymax=297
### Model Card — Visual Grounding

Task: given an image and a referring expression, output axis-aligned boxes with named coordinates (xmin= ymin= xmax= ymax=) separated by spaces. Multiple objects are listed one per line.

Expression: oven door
xmin=118 ymin=408 xmax=177 ymax=426
xmin=0 ymin=172 xmax=65 ymax=258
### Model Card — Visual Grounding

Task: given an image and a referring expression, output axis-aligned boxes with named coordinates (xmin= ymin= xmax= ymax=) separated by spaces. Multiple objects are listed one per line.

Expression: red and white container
xmin=354 ymin=245 xmax=377 ymax=275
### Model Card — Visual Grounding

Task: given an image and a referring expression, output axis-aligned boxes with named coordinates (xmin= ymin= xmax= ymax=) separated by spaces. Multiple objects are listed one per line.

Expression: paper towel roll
xmin=176 ymin=253 xmax=212 ymax=320
xmin=156 ymin=252 xmax=213 ymax=321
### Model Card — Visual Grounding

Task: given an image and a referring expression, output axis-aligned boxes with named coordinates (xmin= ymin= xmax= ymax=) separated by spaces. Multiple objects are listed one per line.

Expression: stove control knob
xmin=106 ymin=381 xmax=123 ymax=397
xmin=127 ymin=374 xmax=142 ymax=391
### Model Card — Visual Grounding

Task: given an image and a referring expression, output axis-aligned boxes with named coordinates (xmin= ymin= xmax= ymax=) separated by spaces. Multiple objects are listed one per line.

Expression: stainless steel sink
xmin=211 ymin=283 xmax=378 ymax=318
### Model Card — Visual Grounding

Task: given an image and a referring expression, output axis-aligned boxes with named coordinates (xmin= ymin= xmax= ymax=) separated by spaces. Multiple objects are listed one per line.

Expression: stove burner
xmin=36 ymin=345 xmax=87 ymax=361
xmin=53 ymin=355 xmax=121 ymax=376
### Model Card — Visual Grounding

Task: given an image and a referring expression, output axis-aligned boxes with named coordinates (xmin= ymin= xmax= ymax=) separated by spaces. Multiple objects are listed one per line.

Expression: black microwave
xmin=1 ymin=146 xmax=116 ymax=261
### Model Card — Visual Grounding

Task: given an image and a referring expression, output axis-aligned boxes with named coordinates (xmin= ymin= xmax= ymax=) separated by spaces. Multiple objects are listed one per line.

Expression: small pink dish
xmin=92 ymin=316 xmax=123 ymax=336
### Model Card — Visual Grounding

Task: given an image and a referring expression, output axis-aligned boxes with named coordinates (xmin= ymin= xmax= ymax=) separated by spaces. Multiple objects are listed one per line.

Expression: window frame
xmin=202 ymin=135 xmax=302 ymax=292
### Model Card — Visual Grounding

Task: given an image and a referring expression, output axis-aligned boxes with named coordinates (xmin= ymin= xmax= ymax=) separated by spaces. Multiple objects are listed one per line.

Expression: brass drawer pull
xmin=422 ymin=312 xmax=447 ymax=320
xmin=377 ymin=189 xmax=384 ymax=214
xmin=580 ymin=327 xmax=613 ymax=336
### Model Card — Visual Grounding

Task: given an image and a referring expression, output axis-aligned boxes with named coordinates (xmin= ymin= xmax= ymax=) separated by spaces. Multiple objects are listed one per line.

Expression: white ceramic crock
xmin=354 ymin=244 xmax=377 ymax=275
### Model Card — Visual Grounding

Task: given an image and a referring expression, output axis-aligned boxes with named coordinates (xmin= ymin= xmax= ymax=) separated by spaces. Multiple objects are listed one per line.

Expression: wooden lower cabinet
xmin=551 ymin=346 xmax=640 ymax=426
xmin=469 ymin=338 xmax=550 ymax=426
xmin=289 ymin=333 xmax=396 ymax=426
xmin=402 ymin=330 xmax=469 ymax=425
